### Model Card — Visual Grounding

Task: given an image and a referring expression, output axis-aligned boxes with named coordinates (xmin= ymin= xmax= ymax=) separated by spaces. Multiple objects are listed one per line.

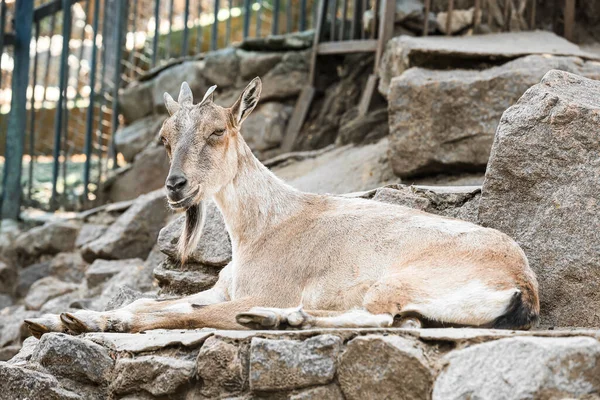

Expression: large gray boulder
xmin=272 ymin=138 xmax=398 ymax=194
xmin=338 ymin=335 xmax=433 ymax=400
xmin=119 ymin=80 xmax=154 ymax=124
xmin=31 ymin=333 xmax=114 ymax=384
xmin=249 ymin=335 xmax=342 ymax=391
xmin=478 ymin=70 xmax=600 ymax=327
xmin=0 ymin=261 xmax=16 ymax=296
xmin=196 ymin=336 xmax=247 ymax=397
xmin=387 ymin=55 xmax=600 ymax=178
xmin=13 ymin=221 xmax=80 ymax=263
xmin=152 ymin=61 xmax=206 ymax=113
xmin=106 ymin=143 xmax=170 ymax=203
xmin=242 ymin=102 xmax=292 ymax=153
xmin=0 ymin=363 xmax=81 ymax=400
xmin=433 ymin=336 xmax=600 ymax=399
xmin=82 ymin=189 xmax=170 ymax=262
xmin=24 ymin=277 xmax=79 ymax=311
xmin=157 ymin=201 xmax=231 ymax=267
xmin=114 ymin=114 xmax=166 ymax=163
xmin=85 ymin=258 xmax=145 ymax=289
xmin=379 ymin=30 xmax=599 ymax=96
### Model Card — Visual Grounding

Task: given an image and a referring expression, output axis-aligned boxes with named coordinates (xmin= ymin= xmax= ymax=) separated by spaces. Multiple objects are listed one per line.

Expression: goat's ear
xmin=231 ymin=77 xmax=262 ymax=126
xmin=164 ymin=92 xmax=179 ymax=115
xmin=200 ymin=85 xmax=217 ymax=105
xmin=178 ymin=81 xmax=193 ymax=106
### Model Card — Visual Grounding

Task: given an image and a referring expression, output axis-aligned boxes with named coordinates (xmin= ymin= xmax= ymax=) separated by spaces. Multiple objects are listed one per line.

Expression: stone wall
xmin=2 ymin=328 xmax=600 ymax=399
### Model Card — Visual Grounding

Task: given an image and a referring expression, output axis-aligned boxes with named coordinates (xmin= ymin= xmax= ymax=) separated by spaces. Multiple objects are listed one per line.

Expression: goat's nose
xmin=166 ymin=174 xmax=188 ymax=193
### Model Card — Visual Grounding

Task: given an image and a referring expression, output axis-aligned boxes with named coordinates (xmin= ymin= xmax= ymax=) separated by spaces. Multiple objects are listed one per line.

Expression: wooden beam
xmin=375 ymin=0 xmax=395 ymax=69
xmin=317 ymin=39 xmax=378 ymax=54
xmin=282 ymin=86 xmax=316 ymax=152
xmin=357 ymin=74 xmax=378 ymax=116
xmin=423 ymin=0 xmax=431 ymax=36
xmin=446 ymin=0 xmax=454 ymax=35
xmin=563 ymin=0 xmax=575 ymax=42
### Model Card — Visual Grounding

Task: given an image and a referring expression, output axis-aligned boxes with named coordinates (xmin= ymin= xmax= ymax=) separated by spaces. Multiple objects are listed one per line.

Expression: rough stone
xmin=196 ymin=336 xmax=247 ymax=397
xmin=433 ymin=336 xmax=600 ymax=399
xmin=338 ymin=335 xmax=433 ymax=400
xmin=115 ymin=114 xmax=166 ymax=162
xmin=238 ymin=50 xmax=283 ymax=80
xmin=0 ymin=363 xmax=81 ymax=400
xmin=153 ymin=61 xmax=206 ymax=112
xmin=289 ymin=384 xmax=345 ymax=400
xmin=387 ymin=55 xmax=600 ymax=178
xmin=86 ymin=330 xmax=212 ymax=353
xmin=0 ymin=306 xmax=39 ymax=348
xmin=437 ymin=7 xmax=474 ymax=34
xmin=157 ymin=200 xmax=231 ymax=266
xmin=273 ymin=138 xmax=398 ymax=194
xmin=153 ymin=260 xmax=220 ymax=295
xmin=14 ymin=220 xmax=80 ymax=262
xmin=31 ymin=333 xmax=114 ymax=384
xmin=0 ymin=261 xmax=16 ymax=296
xmin=82 ymin=189 xmax=169 ymax=262
xmin=104 ymin=286 xmax=155 ymax=311
xmin=367 ymin=184 xmax=481 ymax=223
xmin=6 ymin=336 xmax=38 ymax=365
xmin=85 ymin=258 xmax=145 ymax=289
xmin=75 ymin=224 xmax=107 ymax=248
xmin=16 ymin=261 xmax=50 ymax=298
xmin=249 ymin=335 xmax=342 ymax=391
xmin=378 ymin=31 xmax=599 ymax=96
xmin=48 ymin=252 xmax=88 ymax=283
xmin=478 ymin=70 xmax=600 ymax=327
xmin=336 ymin=108 xmax=389 ymax=145
xmin=107 ymin=144 xmax=170 ymax=203
xmin=120 ymin=79 xmax=154 ymax=124
xmin=110 ymin=355 xmax=195 ymax=396
xmin=261 ymin=51 xmax=310 ymax=101
xmin=243 ymin=102 xmax=292 ymax=152
xmin=24 ymin=277 xmax=79 ymax=311
xmin=0 ymin=294 xmax=12 ymax=311
xmin=204 ymin=48 xmax=240 ymax=88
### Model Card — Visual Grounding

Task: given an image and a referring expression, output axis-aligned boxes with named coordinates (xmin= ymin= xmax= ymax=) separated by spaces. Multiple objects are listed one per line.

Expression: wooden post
xmin=1 ymin=0 xmax=33 ymax=219
xmin=446 ymin=0 xmax=454 ymax=35
xmin=563 ymin=0 xmax=575 ymax=41
xmin=423 ymin=0 xmax=431 ymax=36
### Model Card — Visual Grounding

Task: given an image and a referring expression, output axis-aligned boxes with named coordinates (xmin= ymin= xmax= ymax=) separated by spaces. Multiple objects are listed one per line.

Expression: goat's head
xmin=160 ymin=77 xmax=262 ymax=210
xmin=160 ymin=77 xmax=261 ymax=263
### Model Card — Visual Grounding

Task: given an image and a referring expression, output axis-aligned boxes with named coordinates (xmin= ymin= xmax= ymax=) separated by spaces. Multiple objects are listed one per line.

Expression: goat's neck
xmin=213 ymin=140 xmax=304 ymax=245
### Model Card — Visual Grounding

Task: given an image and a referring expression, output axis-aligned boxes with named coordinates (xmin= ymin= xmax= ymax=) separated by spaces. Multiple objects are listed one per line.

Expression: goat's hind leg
xmin=236 ymin=307 xmax=394 ymax=330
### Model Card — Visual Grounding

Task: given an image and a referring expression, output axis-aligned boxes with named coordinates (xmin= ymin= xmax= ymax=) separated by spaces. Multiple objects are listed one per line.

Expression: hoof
xmin=236 ymin=309 xmax=280 ymax=330
xmin=24 ymin=319 xmax=51 ymax=339
xmin=397 ymin=316 xmax=422 ymax=329
xmin=60 ymin=313 xmax=90 ymax=334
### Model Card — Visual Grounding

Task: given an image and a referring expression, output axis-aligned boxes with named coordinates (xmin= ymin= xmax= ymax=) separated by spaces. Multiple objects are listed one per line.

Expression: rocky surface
xmin=82 ymin=189 xmax=169 ymax=262
xmin=479 ymin=70 xmax=600 ymax=328
xmin=2 ymin=328 xmax=600 ymax=399
xmin=114 ymin=114 xmax=166 ymax=162
xmin=386 ymin=55 xmax=600 ymax=177
xmin=379 ymin=30 xmax=600 ymax=96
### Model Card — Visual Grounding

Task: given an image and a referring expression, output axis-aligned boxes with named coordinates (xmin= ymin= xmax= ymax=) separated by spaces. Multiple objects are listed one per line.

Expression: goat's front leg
xmin=25 ymin=288 xmax=228 ymax=337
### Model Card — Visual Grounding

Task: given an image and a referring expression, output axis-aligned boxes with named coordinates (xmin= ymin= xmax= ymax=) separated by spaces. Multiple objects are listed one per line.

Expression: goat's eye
xmin=211 ymin=129 xmax=226 ymax=137
xmin=160 ymin=136 xmax=168 ymax=145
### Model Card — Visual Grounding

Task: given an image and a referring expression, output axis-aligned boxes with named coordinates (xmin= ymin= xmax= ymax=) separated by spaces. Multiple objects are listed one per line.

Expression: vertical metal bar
xmin=211 ymin=0 xmax=219 ymax=49
xmin=243 ymin=0 xmax=251 ymax=38
xmin=196 ymin=0 xmax=204 ymax=52
xmin=423 ymin=0 xmax=430 ymax=35
xmin=0 ymin=0 xmax=7 ymax=90
xmin=109 ymin=0 xmax=127 ymax=169
xmin=127 ymin=0 xmax=139 ymax=77
xmin=473 ymin=0 xmax=481 ymax=31
xmin=312 ymin=0 xmax=318 ymax=29
xmin=27 ymin=22 xmax=40 ymax=202
xmin=152 ymin=0 xmax=160 ymax=66
xmin=256 ymin=0 xmax=262 ymax=37
xmin=41 ymin=13 xmax=56 ymax=109
xmin=360 ymin=0 xmax=366 ymax=39
xmin=96 ymin=0 xmax=110 ymax=186
xmin=446 ymin=0 xmax=454 ymax=35
xmin=529 ymin=0 xmax=536 ymax=29
xmin=272 ymin=0 xmax=280 ymax=35
xmin=350 ymin=0 xmax=360 ymax=39
xmin=183 ymin=0 xmax=190 ymax=55
xmin=2 ymin=0 xmax=33 ymax=219
xmin=166 ymin=0 xmax=174 ymax=58
xmin=299 ymin=0 xmax=307 ymax=31
xmin=370 ymin=0 xmax=377 ymax=39
xmin=339 ymin=0 xmax=347 ymax=39
xmin=226 ymin=0 xmax=232 ymax=44
xmin=330 ymin=0 xmax=337 ymax=41
xmin=50 ymin=0 xmax=72 ymax=209
xmin=83 ymin=0 xmax=101 ymax=199
xmin=286 ymin=0 xmax=292 ymax=33
xmin=563 ymin=0 xmax=575 ymax=41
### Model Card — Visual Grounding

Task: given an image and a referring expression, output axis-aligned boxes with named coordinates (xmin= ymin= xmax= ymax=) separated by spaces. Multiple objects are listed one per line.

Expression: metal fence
xmin=0 ymin=0 xmax=317 ymax=219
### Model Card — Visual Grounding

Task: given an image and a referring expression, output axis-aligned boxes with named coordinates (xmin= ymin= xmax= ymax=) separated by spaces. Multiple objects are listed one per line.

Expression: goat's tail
xmin=491 ymin=283 xmax=540 ymax=330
